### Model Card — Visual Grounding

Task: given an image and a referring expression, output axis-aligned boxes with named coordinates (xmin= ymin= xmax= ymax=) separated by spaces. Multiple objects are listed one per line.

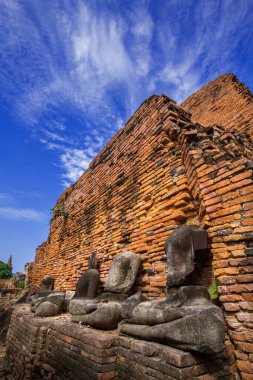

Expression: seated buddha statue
xmin=119 ymin=225 xmax=225 ymax=354
xmin=69 ymin=250 xmax=141 ymax=329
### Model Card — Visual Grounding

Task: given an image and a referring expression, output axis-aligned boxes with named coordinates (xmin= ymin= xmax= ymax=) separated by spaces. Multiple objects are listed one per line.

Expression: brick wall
xmin=6 ymin=306 xmax=231 ymax=380
xmin=182 ymin=73 xmax=253 ymax=138
xmin=28 ymin=91 xmax=253 ymax=378
xmin=30 ymin=95 xmax=200 ymax=297
xmin=177 ymin=122 xmax=253 ymax=378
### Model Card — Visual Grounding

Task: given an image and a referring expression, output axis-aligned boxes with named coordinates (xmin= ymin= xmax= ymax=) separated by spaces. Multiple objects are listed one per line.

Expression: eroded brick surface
xmin=182 ymin=73 xmax=253 ymax=138
xmin=30 ymin=95 xmax=199 ymax=297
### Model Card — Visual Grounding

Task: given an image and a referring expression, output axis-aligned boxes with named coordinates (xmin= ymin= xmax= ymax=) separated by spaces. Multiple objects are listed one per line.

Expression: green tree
xmin=0 ymin=261 xmax=12 ymax=279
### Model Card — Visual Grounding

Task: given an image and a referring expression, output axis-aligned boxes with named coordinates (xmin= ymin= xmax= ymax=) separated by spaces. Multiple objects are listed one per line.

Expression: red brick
xmin=220 ymin=294 xmax=241 ymax=302
xmin=240 ymin=185 xmax=253 ymax=195
xmin=237 ymin=342 xmax=253 ymax=353
xmin=242 ymin=218 xmax=253 ymax=226
xmin=217 ymin=180 xmax=252 ymax=195
xmin=223 ymin=303 xmax=240 ymax=312
xmin=237 ymin=360 xmax=253 ymax=374
xmin=242 ymin=293 xmax=253 ymax=301
xmin=243 ymin=200 xmax=253 ymax=211
xmin=209 ymin=205 xmax=242 ymax=219
xmin=237 ymin=275 xmax=253 ymax=283
xmin=231 ymin=172 xmax=252 ymax=183
xmin=239 ymin=302 xmax=253 ymax=311
xmin=241 ymin=373 xmax=253 ymax=380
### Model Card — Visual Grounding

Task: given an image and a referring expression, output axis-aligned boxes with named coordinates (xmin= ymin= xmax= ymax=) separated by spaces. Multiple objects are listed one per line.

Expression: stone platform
xmin=5 ymin=305 xmax=232 ymax=380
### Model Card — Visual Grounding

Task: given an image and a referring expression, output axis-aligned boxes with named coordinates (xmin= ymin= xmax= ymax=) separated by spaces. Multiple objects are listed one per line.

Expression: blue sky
xmin=0 ymin=0 xmax=252 ymax=273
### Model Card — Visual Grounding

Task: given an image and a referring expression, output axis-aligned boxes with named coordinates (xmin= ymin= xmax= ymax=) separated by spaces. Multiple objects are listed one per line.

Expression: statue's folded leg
xmin=120 ymin=306 xmax=225 ymax=354
xmin=71 ymin=302 xmax=122 ymax=330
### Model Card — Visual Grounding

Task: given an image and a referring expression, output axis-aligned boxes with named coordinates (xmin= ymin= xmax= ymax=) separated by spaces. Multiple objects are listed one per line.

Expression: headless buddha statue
xmin=74 ymin=253 xmax=100 ymax=298
xmin=69 ymin=250 xmax=141 ymax=329
xmin=119 ymin=225 xmax=225 ymax=354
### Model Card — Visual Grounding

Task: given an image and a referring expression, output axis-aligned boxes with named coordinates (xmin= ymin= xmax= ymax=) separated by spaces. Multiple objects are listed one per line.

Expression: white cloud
xmin=39 ymin=139 xmax=62 ymax=151
xmin=72 ymin=6 xmax=134 ymax=83
xmin=48 ymin=121 xmax=66 ymax=131
xmin=116 ymin=117 xmax=125 ymax=130
xmin=0 ymin=207 xmax=45 ymax=221
xmin=0 ymin=1 xmax=141 ymax=125
xmin=44 ymin=131 xmax=67 ymax=143
xmin=0 ymin=1 xmax=154 ymax=185
xmin=40 ymin=132 xmax=106 ymax=186
xmin=0 ymin=191 xmax=44 ymax=221
xmin=130 ymin=6 xmax=154 ymax=77
xmin=157 ymin=61 xmax=201 ymax=102
xmin=60 ymin=148 xmax=95 ymax=187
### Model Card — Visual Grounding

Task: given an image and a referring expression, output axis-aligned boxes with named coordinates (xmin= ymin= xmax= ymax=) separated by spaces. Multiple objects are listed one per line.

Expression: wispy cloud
xmin=149 ymin=0 xmax=252 ymax=102
xmin=0 ymin=207 xmax=46 ymax=222
xmin=129 ymin=4 xmax=153 ymax=78
xmin=0 ymin=1 xmax=138 ymax=122
xmin=60 ymin=147 xmax=95 ymax=187
xmin=0 ymin=191 xmax=44 ymax=221
xmin=0 ymin=0 xmax=252 ymax=185
xmin=0 ymin=0 xmax=143 ymax=184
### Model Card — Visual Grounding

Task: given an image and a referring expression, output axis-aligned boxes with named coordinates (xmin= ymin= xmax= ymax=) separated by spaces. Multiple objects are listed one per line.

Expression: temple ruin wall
xmin=28 ymin=93 xmax=253 ymax=377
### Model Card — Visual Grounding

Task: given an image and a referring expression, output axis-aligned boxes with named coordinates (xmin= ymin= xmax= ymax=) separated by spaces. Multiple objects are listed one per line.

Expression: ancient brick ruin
xmin=182 ymin=73 xmax=253 ymax=138
xmin=2 ymin=74 xmax=253 ymax=379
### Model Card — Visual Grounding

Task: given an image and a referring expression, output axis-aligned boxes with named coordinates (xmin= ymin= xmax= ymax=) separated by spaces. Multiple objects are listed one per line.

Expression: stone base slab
xmin=5 ymin=305 xmax=232 ymax=379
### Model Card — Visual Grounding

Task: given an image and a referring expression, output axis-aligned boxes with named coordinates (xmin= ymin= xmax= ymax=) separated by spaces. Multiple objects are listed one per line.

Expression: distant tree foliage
xmin=0 ymin=260 xmax=12 ymax=279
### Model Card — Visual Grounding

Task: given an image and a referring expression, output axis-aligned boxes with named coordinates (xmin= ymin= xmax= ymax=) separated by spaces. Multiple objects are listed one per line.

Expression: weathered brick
xmin=217 ymin=180 xmax=252 ymax=195
xmin=209 ymin=205 xmax=242 ymax=219
xmin=239 ymin=302 xmax=253 ymax=311
xmin=231 ymin=172 xmax=252 ymax=183
xmin=242 ymin=218 xmax=253 ymax=226
xmin=240 ymin=185 xmax=253 ymax=195
xmin=236 ymin=360 xmax=253 ymax=374
xmin=237 ymin=274 xmax=253 ymax=283
xmin=237 ymin=342 xmax=253 ymax=353
xmin=220 ymin=294 xmax=241 ymax=302
xmin=223 ymin=303 xmax=240 ymax=312
xmin=243 ymin=202 xmax=253 ymax=212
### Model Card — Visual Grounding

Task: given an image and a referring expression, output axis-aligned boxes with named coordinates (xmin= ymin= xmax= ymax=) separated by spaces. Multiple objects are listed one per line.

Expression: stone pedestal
xmin=5 ymin=305 xmax=233 ymax=379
